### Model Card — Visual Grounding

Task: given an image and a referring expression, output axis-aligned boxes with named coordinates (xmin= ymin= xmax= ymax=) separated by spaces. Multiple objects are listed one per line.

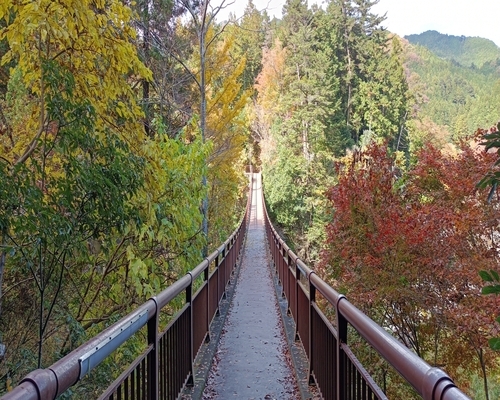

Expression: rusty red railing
xmin=262 ymin=191 xmax=470 ymax=400
xmin=2 ymin=179 xmax=252 ymax=400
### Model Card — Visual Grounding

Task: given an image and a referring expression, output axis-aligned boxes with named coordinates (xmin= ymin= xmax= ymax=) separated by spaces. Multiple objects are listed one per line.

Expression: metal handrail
xmin=2 ymin=176 xmax=253 ymax=400
xmin=262 ymin=189 xmax=470 ymax=400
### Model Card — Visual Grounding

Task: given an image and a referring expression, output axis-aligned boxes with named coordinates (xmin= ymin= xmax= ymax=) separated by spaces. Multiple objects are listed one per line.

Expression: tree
xmin=202 ymin=25 xmax=251 ymax=243
xmin=0 ymin=0 xmax=210 ymax=390
xmin=320 ymin=140 xmax=500 ymax=397
xmin=354 ymin=37 xmax=410 ymax=150
xmin=0 ymin=0 xmax=151 ymax=369
xmin=325 ymin=0 xmax=409 ymax=145
xmin=232 ymin=0 xmax=269 ymax=92
xmin=176 ymin=0 xmax=240 ymax=254
xmin=258 ymin=0 xmax=339 ymax=261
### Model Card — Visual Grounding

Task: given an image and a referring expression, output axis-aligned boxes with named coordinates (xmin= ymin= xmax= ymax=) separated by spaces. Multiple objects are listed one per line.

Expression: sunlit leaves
xmin=320 ymin=139 xmax=500 ymax=388
xmin=0 ymin=0 xmax=212 ymax=386
xmin=480 ymin=270 xmax=500 ymax=283
xmin=488 ymin=338 xmax=500 ymax=351
xmin=480 ymin=268 xmax=500 ymax=351
xmin=0 ymin=0 xmax=152 ymax=163
xmin=188 ymin=23 xmax=251 ymax=244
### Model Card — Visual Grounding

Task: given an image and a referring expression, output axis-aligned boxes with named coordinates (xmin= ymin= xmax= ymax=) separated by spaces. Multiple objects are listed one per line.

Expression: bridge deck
xmin=203 ymin=173 xmax=299 ymax=399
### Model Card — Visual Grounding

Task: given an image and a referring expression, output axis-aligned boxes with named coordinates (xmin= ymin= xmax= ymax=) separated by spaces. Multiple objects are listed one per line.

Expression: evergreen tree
xmin=354 ymin=36 xmax=410 ymax=150
xmin=233 ymin=0 xmax=269 ymax=92
xmin=262 ymin=0 xmax=338 ymax=261
xmin=325 ymin=0 xmax=408 ymax=144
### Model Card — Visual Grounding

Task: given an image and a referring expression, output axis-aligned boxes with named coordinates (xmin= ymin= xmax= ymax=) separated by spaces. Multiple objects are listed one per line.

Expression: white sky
xmin=217 ymin=0 xmax=500 ymax=47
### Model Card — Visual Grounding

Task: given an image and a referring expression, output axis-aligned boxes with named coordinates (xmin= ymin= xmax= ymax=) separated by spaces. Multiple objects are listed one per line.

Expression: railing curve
xmin=262 ymin=189 xmax=470 ymax=400
xmin=2 ymin=176 xmax=253 ymax=400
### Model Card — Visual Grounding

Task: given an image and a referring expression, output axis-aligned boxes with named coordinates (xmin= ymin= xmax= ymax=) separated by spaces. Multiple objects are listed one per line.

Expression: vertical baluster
xmin=147 ymin=307 xmax=159 ymax=400
xmin=141 ymin=358 xmax=146 ymax=400
xmin=187 ymin=278 xmax=194 ymax=388
xmin=308 ymin=280 xmax=316 ymax=386
xmin=337 ymin=296 xmax=348 ymax=400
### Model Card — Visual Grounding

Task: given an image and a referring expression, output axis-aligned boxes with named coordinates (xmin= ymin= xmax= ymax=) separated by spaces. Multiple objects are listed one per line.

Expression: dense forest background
xmin=0 ymin=0 xmax=499 ymax=398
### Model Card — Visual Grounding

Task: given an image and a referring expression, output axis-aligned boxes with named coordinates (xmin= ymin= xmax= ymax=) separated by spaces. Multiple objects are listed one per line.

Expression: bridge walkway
xmin=202 ymin=173 xmax=299 ymax=399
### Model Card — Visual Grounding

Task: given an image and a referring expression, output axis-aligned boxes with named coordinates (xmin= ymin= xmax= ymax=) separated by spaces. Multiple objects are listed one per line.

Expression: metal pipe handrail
xmin=262 ymin=188 xmax=470 ymax=400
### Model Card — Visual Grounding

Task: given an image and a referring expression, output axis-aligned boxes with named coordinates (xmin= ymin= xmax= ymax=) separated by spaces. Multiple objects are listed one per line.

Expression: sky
xmin=216 ymin=0 xmax=500 ymax=47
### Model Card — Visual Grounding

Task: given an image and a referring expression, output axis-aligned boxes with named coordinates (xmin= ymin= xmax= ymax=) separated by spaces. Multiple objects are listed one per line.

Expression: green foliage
xmin=480 ymin=269 xmax=500 ymax=351
xmin=232 ymin=0 xmax=269 ymax=93
xmin=0 ymin=0 xmax=231 ymax=393
xmin=469 ymin=373 xmax=500 ymax=400
xmin=489 ymin=338 xmax=500 ymax=351
xmin=321 ymin=141 xmax=500 ymax=395
xmin=477 ymin=123 xmax=500 ymax=202
xmin=257 ymin=0 xmax=409 ymax=262
xmin=263 ymin=138 xmax=307 ymax=228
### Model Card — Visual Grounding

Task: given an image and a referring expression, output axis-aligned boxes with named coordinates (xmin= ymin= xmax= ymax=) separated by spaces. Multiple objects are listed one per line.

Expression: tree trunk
xmin=342 ymin=3 xmax=353 ymax=141
xmin=142 ymin=0 xmax=151 ymax=136
xmin=200 ymin=1 xmax=209 ymax=256
xmin=478 ymin=347 xmax=490 ymax=400
xmin=0 ymin=230 xmax=6 ymax=317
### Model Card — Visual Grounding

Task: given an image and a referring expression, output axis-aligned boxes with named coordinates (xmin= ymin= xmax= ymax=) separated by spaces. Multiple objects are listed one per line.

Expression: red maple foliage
xmin=320 ymin=140 xmax=500 ymax=389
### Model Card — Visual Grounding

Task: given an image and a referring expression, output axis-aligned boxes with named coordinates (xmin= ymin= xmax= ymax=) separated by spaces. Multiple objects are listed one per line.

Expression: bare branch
xmin=205 ymin=19 xmax=230 ymax=51
xmin=207 ymin=0 xmax=235 ymax=26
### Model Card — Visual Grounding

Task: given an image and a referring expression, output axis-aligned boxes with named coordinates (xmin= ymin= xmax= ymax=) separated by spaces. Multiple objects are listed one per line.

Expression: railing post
xmin=336 ymin=295 xmax=348 ymax=400
xmin=279 ymin=242 xmax=284 ymax=295
xmin=287 ymin=253 xmax=292 ymax=303
xmin=205 ymin=261 xmax=211 ymax=343
xmin=286 ymin=252 xmax=293 ymax=315
xmin=147 ymin=300 xmax=159 ymax=400
xmin=308 ymin=275 xmax=316 ymax=386
xmin=294 ymin=260 xmax=300 ymax=340
xmin=272 ymin=235 xmax=276 ymax=271
xmin=218 ymin=247 xmax=225 ymax=309
xmin=273 ymin=234 xmax=277 ymax=271
xmin=186 ymin=274 xmax=194 ymax=386
xmin=231 ymin=236 xmax=235 ymax=274
xmin=229 ymin=237 xmax=234 ymax=279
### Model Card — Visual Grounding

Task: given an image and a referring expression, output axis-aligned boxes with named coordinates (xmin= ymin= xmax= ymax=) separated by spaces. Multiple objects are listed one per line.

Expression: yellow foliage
xmin=255 ymin=38 xmax=287 ymax=126
xmin=0 ymin=0 xmax=151 ymax=163
xmin=191 ymin=25 xmax=252 ymax=242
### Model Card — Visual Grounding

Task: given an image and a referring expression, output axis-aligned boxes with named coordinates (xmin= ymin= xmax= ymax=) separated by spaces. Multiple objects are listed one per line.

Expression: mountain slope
xmin=401 ymin=35 xmax=500 ymax=141
xmin=405 ymin=30 xmax=500 ymax=69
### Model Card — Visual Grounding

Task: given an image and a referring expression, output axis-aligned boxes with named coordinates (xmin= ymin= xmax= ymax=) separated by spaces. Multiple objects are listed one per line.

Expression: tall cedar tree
xmin=326 ymin=0 xmax=409 ymax=145
xmin=262 ymin=0 xmax=338 ymax=261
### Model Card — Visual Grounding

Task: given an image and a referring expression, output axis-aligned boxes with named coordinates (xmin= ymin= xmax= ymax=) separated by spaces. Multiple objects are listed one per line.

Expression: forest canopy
xmin=0 ymin=0 xmax=499 ymax=398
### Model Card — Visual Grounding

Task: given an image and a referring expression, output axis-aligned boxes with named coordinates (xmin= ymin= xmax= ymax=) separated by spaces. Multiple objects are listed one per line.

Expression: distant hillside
xmin=401 ymin=36 xmax=500 ymax=141
xmin=405 ymin=30 xmax=500 ymax=69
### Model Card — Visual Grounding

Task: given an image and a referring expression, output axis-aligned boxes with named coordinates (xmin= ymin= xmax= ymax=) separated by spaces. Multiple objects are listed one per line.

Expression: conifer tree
xmin=261 ymin=0 xmax=337 ymax=260
xmin=233 ymin=0 xmax=269 ymax=92
xmin=325 ymin=0 xmax=408 ymax=144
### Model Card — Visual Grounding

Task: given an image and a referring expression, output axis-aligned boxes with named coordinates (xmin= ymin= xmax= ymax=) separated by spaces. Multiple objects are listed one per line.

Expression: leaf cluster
xmin=320 ymin=140 xmax=500 ymax=394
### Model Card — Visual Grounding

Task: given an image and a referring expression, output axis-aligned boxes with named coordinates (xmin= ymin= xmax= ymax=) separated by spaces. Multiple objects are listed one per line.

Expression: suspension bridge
xmin=2 ymin=173 xmax=470 ymax=400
